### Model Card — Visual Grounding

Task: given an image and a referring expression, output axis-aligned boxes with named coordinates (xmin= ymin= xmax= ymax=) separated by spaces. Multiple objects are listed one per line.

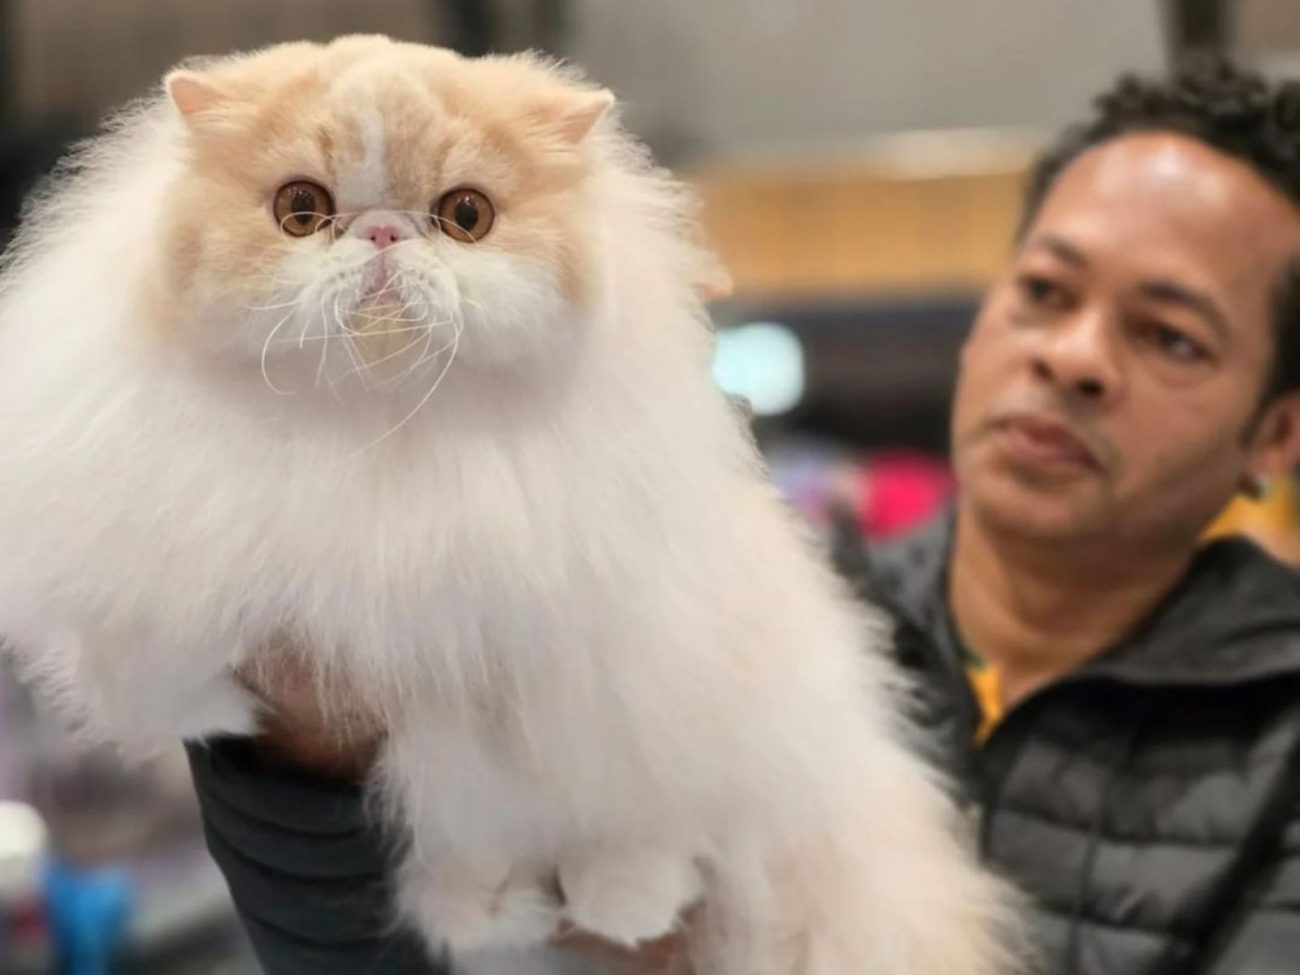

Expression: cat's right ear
xmin=166 ymin=71 xmax=230 ymax=120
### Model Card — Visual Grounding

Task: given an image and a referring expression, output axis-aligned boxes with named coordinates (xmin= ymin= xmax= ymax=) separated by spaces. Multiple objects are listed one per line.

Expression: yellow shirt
xmin=1205 ymin=478 xmax=1299 ymax=564
xmin=963 ymin=479 xmax=1298 ymax=745
xmin=966 ymin=658 xmax=1003 ymax=745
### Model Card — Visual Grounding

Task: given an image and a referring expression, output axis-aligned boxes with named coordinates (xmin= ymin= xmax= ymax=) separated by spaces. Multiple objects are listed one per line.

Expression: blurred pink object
xmin=857 ymin=451 xmax=954 ymax=540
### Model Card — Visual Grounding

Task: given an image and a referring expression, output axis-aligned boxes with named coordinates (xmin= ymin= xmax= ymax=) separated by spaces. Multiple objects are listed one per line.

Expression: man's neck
xmin=948 ymin=505 xmax=1194 ymax=707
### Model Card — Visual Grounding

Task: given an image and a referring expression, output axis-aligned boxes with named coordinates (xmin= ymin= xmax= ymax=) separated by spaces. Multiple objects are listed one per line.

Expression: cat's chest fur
xmin=46 ymin=346 xmax=719 ymax=674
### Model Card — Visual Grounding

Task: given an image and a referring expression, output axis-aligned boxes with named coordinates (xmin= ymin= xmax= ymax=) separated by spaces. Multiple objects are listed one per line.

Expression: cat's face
xmin=160 ymin=36 xmax=612 ymax=392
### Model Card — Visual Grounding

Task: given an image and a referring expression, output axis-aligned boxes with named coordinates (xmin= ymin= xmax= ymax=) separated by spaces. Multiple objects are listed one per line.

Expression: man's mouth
xmin=993 ymin=413 xmax=1102 ymax=471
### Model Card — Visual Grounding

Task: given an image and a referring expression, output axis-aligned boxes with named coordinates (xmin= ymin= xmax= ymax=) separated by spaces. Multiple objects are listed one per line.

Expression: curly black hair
xmin=1021 ymin=56 xmax=1300 ymax=406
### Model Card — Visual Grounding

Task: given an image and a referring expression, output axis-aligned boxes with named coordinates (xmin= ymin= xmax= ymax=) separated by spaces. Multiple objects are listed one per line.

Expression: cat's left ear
xmin=539 ymin=89 xmax=615 ymax=145
xmin=166 ymin=70 xmax=232 ymax=120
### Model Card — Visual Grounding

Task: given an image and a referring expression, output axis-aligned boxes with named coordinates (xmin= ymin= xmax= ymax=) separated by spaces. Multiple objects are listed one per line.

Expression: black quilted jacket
xmin=857 ymin=518 xmax=1300 ymax=975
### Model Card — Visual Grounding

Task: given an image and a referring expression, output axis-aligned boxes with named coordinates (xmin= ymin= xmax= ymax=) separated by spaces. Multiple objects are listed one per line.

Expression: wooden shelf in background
xmin=689 ymin=149 xmax=1032 ymax=301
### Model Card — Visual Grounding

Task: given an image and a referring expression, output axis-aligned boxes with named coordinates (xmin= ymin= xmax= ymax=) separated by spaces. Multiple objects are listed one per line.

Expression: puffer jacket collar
xmin=861 ymin=510 xmax=1300 ymax=689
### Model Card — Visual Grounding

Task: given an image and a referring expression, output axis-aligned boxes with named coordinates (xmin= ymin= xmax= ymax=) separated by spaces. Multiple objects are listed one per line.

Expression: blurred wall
xmin=1240 ymin=0 xmax=1300 ymax=58
xmin=1240 ymin=0 xmax=1300 ymax=74
xmin=12 ymin=0 xmax=440 ymax=120
xmin=570 ymin=0 xmax=1167 ymax=160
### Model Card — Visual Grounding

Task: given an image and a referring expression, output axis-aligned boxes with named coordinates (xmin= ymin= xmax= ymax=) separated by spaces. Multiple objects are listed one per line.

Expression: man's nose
xmin=1031 ymin=306 xmax=1124 ymax=406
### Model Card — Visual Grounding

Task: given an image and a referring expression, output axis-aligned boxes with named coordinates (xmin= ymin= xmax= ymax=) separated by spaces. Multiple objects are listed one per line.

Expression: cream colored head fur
xmin=170 ymin=39 xmax=600 ymax=368
xmin=69 ymin=36 xmax=712 ymax=400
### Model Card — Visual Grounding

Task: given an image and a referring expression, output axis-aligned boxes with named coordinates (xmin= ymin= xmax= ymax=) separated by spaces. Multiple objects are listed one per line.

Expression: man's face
xmin=952 ymin=132 xmax=1300 ymax=548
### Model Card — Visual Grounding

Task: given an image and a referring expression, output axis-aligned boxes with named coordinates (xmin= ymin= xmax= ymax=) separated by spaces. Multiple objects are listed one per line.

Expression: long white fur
xmin=0 ymin=42 xmax=1021 ymax=975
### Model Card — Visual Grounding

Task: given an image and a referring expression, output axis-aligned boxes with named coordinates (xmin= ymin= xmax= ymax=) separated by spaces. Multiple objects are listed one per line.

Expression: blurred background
xmin=1 ymin=2 xmax=1297 ymax=972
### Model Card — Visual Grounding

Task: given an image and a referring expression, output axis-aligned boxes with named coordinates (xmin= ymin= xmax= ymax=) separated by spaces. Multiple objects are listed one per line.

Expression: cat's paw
xmin=405 ymin=858 xmax=563 ymax=954
xmin=557 ymin=845 xmax=701 ymax=947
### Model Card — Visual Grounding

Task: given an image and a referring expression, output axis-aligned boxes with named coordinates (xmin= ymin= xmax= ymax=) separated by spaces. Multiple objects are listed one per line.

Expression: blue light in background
xmin=712 ymin=321 xmax=806 ymax=417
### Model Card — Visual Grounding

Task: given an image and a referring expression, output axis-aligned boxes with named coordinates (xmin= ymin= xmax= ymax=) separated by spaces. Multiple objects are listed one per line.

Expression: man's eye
xmin=1145 ymin=323 xmax=1209 ymax=363
xmin=1016 ymin=274 xmax=1068 ymax=310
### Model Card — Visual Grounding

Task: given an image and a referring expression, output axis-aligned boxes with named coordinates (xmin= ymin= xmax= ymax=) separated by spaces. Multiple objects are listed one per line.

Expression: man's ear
xmin=1245 ymin=390 xmax=1300 ymax=489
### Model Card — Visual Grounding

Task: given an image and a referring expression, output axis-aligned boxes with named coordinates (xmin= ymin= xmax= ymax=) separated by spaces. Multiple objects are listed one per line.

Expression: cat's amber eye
xmin=273 ymin=180 xmax=335 ymax=237
xmin=432 ymin=188 xmax=495 ymax=243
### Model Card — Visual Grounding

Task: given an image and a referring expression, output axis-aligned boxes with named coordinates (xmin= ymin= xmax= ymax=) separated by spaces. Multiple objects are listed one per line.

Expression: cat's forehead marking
xmin=332 ymin=75 xmax=391 ymax=208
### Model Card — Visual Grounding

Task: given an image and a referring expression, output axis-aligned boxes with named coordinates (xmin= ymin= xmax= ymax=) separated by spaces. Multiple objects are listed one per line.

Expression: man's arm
xmin=1198 ymin=803 xmax=1300 ymax=974
xmin=185 ymin=738 xmax=444 ymax=975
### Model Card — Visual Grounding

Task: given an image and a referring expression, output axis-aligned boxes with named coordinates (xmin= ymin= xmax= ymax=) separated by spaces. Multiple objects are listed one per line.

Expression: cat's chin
xmin=210 ymin=296 xmax=587 ymax=400
xmin=207 ymin=334 xmax=579 ymax=428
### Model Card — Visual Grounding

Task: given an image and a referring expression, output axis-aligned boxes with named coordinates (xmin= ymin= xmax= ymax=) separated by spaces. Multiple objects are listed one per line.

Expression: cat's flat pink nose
xmin=347 ymin=212 xmax=416 ymax=250
xmin=367 ymin=225 xmax=401 ymax=249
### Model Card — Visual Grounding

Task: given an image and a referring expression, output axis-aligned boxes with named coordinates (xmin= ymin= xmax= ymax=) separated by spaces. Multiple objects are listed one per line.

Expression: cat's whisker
xmin=400 ymin=310 xmax=462 ymax=381
xmin=377 ymin=331 xmax=435 ymax=371
xmin=327 ymin=286 xmax=369 ymax=384
xmin=359 ymin=246 xmax=402 ymax=271
xmin=299 ymin=285 xmax=338 ymax=351
xmin=251 ymin=265 xmax=308 ymax=289
xmin=352 ymin=320 xmax=462 ymax=455
xmin=339 ymin=308 xmax=453 ymax=385
xmin=304 ymin=288 xmax=336 ymax=371
xmin=340 ymin=334 xmax=373 ymax=391
xmin=460 ymin=297 xmax=488 ymax=327
xmin=204 ymin=247 xmax=290 ymax=301
xmin=342 ymin=289 xmax=431 ymax=336
xmin=332 ymin=290 xmax=373 ymax=391
xmin=338 ymin=313 xmax=436 ymax=339
xmin=277 ymin=212 xmax=336 ymax=238
xmin=380 ymin=316 xmax=456 ymax=391
xmin=294 ymin=308 xmax=315 ymax=351
xmin=244 ymin=295 xmax=306 ymax=314
xmin=346 ymin=291 xmax=420 ymax=325
xmin=345 ymin=327 xmax=436 ymax=382
xmin=258 ymin=309 xmax=300 ymax=396
xmin=351 ymin=316 xmax=436 ymax=336
xmin=334 ymin=329 xmax=441 ymax=381
xmin=210 ymin=215 xmax=459 ymax=398
xmin=385 ymin=327 xmax=442 ymax=391
xmin=356 ymin=271 xmax=410 ymax=303
xmin=314 ymin=319 xmax=331 ymax=391
xmin=349 ymin=297 xmax=429 ymax=330
xmin=293 ymin=321 xmax=449 ymax=342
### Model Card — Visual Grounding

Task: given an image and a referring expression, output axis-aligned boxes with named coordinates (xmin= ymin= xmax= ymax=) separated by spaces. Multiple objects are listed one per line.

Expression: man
xmin=187 ymin=58 xmax=1300 ymax=974
xmin=846 ymin=60 xmax=1300 ymax=973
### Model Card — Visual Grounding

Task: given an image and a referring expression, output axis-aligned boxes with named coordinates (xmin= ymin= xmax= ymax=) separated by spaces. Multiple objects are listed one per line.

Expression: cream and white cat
xmin=0 ymin=36 xmax=1020 ymax=974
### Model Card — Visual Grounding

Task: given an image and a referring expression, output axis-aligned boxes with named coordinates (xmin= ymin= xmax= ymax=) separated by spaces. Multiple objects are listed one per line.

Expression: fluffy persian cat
xmin=0 ymin=36 xmax=1019 ymax=975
